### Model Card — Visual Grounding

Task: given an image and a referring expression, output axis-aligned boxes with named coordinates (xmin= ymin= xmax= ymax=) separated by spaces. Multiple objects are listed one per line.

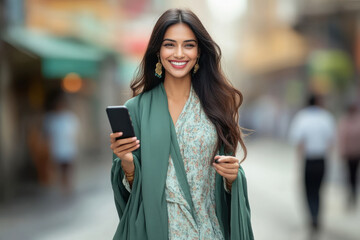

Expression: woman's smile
xmin=169 ymin=60 xmax=189 ymax=69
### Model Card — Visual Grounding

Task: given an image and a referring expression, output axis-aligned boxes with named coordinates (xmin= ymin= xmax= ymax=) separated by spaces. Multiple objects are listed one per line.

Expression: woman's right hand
xmin=110 ymin=132 xmax=140 ymax=163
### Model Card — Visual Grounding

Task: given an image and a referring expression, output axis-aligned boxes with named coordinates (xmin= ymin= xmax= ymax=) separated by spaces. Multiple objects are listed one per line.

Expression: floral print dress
xmin=123 ymin=86 xmax=224 ymax=239
xmin=165 ymin=86 xmax=224 ymax=240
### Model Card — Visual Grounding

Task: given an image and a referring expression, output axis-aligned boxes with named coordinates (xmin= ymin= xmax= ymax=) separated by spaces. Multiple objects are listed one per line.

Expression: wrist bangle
xmin=126 ymin=175 xmax=134 ymax=182
xmin=124 ymin=171 xmax=134 ymax=182
xmin=124 ymin=171 xmax=134 ymax=177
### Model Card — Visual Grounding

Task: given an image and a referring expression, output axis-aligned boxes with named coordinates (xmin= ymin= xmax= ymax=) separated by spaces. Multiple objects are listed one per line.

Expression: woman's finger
xmin=115 ymin=140 xmax=140 ymax=152
xmin=213 ymin=163 xmax=238 ymax=174
xmin=116 ymin=136 xmax=138 ymax=145
xmin=214 ymin=168 xmax=234 ymax=180
xmin=110 ymin=132 xmax=123 ymax=143
xmin=214 ymin=155 xmax=239 ymax=164
xmin=217 ymin=161 xmax=239 ymax=169
xmin=115 ymin=144 xmax=140 ymax=159
xmin=111 ymin=137 xmax=138 ymax=149
xmin=120 ymin=144 xmax=140 ymax=155
xmin=214 ymin=167 xmax=225 ymax=176
xmin=110 ymin=132 xmax=137 ymax=146
xmin=111 ymin=137 xmax=138 ymax=151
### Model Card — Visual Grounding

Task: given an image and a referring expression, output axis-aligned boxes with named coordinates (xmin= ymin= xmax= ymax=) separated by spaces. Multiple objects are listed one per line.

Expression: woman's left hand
xmin=212 ymin=155 xmax=240 ymax=184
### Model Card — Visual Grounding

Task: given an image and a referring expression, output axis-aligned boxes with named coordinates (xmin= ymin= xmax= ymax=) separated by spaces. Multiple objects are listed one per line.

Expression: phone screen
xmin=106 ymin=106 xmax=135 ymax=140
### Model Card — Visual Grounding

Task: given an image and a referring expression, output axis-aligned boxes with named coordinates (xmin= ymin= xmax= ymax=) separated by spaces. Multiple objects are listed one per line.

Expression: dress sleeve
xmin=111 ymin=156 xmax=130 ymax=219
xmin=111 ymin=96 xmax=141 ymax=219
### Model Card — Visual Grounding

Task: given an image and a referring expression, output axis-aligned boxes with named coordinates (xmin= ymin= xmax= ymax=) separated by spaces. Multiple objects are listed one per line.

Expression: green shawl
xmin=111 ymin=83 xmax=254 ymax=240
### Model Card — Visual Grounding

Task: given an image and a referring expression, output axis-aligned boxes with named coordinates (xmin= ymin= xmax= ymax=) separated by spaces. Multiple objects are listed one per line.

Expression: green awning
xmin=3 ymin=28 xmax=108 ymax=79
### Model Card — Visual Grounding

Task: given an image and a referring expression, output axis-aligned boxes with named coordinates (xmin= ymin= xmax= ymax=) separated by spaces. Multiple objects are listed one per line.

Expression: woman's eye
xmin=164 ymin=43 xmax=174 ymax=47
xmin=185 ymin=44 xmax=195 ymax=48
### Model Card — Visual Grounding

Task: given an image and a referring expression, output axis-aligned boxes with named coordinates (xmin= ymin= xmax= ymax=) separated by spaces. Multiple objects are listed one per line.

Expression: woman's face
xmin=160 ymin=23 xmax=199 ymax=80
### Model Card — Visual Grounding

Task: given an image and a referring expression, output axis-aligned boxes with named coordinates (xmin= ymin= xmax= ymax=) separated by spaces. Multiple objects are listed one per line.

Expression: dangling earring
xmin=193 ymin=57 xmax=200 ymax=74
xmin=155 ymin=54 xmax=162 ymax=78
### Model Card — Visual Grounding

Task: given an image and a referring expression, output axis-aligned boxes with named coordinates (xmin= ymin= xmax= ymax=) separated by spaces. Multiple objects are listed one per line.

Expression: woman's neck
xmin=163 ymin=76 xmax=191 ymax=101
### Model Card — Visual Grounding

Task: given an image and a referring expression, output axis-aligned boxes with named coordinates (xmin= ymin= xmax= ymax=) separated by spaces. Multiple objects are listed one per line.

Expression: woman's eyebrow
xmin=162 ymin=38 xmax=197 ymax=43
xmin=184 ymin=39 xmax=197 ymax=43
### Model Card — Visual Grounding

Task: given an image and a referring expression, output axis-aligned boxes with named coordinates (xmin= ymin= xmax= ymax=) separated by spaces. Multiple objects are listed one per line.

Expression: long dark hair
xmin=131 ymin=8 xmax=247 ymax=161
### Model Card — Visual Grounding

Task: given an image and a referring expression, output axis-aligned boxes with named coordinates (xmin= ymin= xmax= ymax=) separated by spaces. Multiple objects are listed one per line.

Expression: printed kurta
xmin=166 ymin=86 xmax=224 ymax=240
xmin=113 ymin=82 xmax=254 ymax=240
xmin=122 ymin=87 xmax=224 ymax=239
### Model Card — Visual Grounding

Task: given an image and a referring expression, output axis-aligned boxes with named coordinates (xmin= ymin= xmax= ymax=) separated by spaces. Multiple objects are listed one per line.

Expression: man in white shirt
xmin=289 ymin=95 xmax=336 ymax=233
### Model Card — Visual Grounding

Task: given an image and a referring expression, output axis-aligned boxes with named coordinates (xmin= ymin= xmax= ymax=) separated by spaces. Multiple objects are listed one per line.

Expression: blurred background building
xmin=0 ymin=0 xmax=360 ymax=239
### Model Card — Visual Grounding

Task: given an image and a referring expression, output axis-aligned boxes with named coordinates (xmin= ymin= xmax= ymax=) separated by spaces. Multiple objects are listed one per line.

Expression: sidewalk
xmin=0 ymin=152 xmax=118 ymax=240
xmin=244 ymin=138 xmax=360 ymax=240
xmin=0 ymin=138 xmax=359 ymax=240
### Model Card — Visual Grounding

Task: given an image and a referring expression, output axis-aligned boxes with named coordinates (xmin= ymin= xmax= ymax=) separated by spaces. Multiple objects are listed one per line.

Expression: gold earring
xmin=155 ymin=55 xmax=162 ymax=78
xmin=193 ymin=57 xmax=200 ymax=74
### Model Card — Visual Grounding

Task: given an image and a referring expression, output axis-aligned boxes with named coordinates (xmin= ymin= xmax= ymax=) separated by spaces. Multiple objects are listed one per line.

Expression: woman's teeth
xmin=170 ymin=61 xmax=187 ymax=66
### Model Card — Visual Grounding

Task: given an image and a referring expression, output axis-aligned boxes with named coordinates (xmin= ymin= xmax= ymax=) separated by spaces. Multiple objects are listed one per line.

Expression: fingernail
xmin=119 ymin=132 xmax=123 ymax=136
xmin=136 ymin=140 xmax=140 ymax=143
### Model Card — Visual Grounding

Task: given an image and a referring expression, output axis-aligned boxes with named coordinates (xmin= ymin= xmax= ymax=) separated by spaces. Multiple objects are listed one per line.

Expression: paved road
xmin=244 ymin=138 xmax=360 ymax=240
xmin=0 ymin=138 xmax=359 ymax=240
xmin=0 ymin=154 xmax=118 ymax=240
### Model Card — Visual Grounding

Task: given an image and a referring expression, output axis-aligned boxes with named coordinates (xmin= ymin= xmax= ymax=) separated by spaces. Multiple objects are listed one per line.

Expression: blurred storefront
xmin=235 ymin=0 xmax=309 ymax=138
xmin=0 ymin=0 xmax=152 ymax=200
xmin=237 ymin=0 xmax=360 ymax=138
xmin=295 ymin=0 xmax=359 ymax=106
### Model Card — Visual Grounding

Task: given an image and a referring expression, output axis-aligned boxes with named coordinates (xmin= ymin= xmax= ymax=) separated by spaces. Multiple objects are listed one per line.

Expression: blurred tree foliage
xmin=308 ymin=49 xmax=354 ymax=94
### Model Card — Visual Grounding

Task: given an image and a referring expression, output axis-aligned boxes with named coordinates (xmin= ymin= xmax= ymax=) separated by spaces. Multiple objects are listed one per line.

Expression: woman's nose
xmin=174 ymin=46 xmax=184 ymax=58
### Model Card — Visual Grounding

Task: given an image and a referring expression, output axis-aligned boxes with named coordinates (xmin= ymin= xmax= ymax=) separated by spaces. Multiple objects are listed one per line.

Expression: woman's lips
xmin=169 ymin=61 xmax=188 ymax=69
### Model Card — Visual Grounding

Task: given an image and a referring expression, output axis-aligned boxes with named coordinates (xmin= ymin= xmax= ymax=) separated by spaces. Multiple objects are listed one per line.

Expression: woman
xmin=110 ymin=8 xmax=253 ymax=240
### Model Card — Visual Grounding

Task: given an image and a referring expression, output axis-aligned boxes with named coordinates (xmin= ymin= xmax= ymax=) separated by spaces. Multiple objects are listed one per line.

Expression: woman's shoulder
xmin=124 ymin=84 xmax=163 ymax=111
xmin=124 ymin=95 xmax=143 ymax=117
xmin=124 ymin=95 xmax=139 ymax=109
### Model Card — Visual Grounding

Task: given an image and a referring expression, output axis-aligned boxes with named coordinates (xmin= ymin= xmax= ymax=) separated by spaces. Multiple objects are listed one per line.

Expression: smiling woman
xmin=109 ymin=8 xmax=253 ymax=240
xmin=160 ymin=24 xmax=199 ymax=81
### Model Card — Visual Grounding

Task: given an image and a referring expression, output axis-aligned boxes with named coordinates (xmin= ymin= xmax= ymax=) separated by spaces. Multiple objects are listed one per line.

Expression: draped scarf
xmin=111 ymin=83 xmax=254 ymax=240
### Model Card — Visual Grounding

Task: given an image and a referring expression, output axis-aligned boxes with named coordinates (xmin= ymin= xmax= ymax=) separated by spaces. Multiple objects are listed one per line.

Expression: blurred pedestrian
xmin=44 ymin=91 xmax=79 ymax=195
xmin=109 ymin=8 xmax=253 ymax=240
xmin=289 ymin=94 xmax=336 ymax=233
xmin=27 ymin=112 xmax=53 ymax=185
xmin=338 ymin=102 xmax=360 ymax=208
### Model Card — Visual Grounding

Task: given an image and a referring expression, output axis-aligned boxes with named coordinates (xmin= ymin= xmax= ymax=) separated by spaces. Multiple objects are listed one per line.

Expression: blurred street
xmin=1 ymin=1 xmax=360 ymax=240
xmin=0 ymin=138 xmax=359 ymax=240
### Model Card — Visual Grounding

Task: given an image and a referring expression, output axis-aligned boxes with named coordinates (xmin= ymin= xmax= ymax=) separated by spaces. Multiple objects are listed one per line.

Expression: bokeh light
xmin=61 ymin=72 xmax=83 ymax=93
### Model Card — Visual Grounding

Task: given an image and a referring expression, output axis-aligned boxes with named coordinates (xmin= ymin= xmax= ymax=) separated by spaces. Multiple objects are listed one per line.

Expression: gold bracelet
xmin=125 ymin=171 xmax=134 ymax=178
xmin=124 ymin=171 xmax=134 ymax=184
xmin=121 ymin=162 xmax=135 ymax=187
xmin=121 ymin=162 xmax=134 ymax=177
xmin=124 ymin=171 xmax=134 ymax=177
xmin=126 ymin=176 xmax=134 ymax=183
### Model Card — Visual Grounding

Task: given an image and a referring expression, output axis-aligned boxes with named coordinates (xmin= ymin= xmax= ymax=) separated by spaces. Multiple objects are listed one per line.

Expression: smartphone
xmin=106 ymin=106 xmax=135 ymax=140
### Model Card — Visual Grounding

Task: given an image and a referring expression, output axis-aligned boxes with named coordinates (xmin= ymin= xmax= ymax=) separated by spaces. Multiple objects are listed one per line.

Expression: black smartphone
xmin=106 ymin=106 xmax=135 ymax=140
